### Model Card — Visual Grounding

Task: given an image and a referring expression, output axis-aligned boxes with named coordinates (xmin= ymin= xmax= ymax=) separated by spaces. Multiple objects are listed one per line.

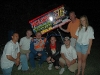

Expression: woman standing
xmin=75 ymin=15 xmax=94 ymax=75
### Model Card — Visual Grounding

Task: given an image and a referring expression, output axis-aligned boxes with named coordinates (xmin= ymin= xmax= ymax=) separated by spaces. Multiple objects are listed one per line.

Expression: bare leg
xmin=59 ymin=61 xmax=65 ymax=68
xmin=81 ymin=54 xmax=87 ymax=75
xmin=76 ymin=52 xmax=82 ymax=75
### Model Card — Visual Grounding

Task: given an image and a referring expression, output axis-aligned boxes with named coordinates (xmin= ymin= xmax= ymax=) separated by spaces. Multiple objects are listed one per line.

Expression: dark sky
xmin=0 ymin=0 xmax=100 ymax=44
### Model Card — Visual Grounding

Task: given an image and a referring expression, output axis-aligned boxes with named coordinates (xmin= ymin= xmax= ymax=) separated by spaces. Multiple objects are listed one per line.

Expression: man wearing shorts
xmin=59 ymin=37 xmax=77 ymax=74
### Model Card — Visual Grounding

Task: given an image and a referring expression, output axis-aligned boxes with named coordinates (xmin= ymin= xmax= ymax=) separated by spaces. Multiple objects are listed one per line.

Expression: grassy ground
xmin=0 ymin=61 xmax=74 ymax=75
xmin=13 ymin=62 xmax=74 ymax=75
xmin=0 ymin=39 xmax=100 ymax=75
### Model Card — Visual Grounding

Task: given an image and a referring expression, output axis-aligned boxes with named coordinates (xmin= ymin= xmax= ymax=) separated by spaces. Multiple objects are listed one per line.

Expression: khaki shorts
xmin=59 ymin=57 xmax=78 ymax=72
xmin=20 ymin=49 xmax=30 ymax=54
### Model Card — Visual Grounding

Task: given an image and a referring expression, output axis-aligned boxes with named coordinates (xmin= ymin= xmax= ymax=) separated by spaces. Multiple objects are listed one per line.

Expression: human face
xmin=36 ymin=32 xmax=41 ymax=39
xmin=26 ymin=30 xmax=32 ymax=38
xmin=12 ymin=33 xmax=19 ymax=42
xmin=80 ymin=17 xmax=86 ymax=27
xmin=50 ymin=37 xmax=56 ymax=45
xmin=69 ymin=12 xmax=76 ymax=21
xmin=64 ymin=39 xmax=70 ymax=46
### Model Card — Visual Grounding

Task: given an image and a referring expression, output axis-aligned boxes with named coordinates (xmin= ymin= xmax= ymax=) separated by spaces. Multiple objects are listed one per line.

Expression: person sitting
xmin=46 ymin=36 xmax=61 ymax=70
xmin=0 ymin=32 xmax=20 ymax=75
xmin=59 ymin=37 xmax=77 ymax=74
xmin=18 ymin=29 xmax=32 ymax=72
xmin=29 ymin=32 xmax=47 ymax=70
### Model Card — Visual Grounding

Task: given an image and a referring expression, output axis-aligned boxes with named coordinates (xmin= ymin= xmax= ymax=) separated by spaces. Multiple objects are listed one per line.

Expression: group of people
xmin=0 ymin=11 xmax=94 ymax=75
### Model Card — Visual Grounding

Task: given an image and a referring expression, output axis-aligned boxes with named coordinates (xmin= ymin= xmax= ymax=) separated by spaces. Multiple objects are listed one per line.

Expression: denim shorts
xmin=75 ymin=42 xmax=88 ymax=54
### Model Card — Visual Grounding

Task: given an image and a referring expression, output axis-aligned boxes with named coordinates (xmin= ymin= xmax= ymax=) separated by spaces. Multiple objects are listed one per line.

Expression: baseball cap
xmin=63 ymin=36 xmax=70 ymax=41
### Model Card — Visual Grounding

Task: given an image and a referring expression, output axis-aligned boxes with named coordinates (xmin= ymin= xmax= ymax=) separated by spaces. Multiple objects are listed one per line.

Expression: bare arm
xmin=6 ymin=55 xmax=16 ymax=62
xmin=6 ymin=52 xmax=20 ymax=66
xmin=59 ymin=26 xmax=69 ymax=33
xmin=61 ymin=53 xmax=70 ymax=65
xmin=70 ymin=59 xmax=76 ymax=65
xmin=16 ymin=52 xmax=20 ymax=60
xmin=87 ymin=39 xmax=93 ymax=54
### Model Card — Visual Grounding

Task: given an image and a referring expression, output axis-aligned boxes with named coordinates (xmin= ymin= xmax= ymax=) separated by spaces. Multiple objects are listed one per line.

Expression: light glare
xmin=49 ymin=16 xmax=53 ymax=21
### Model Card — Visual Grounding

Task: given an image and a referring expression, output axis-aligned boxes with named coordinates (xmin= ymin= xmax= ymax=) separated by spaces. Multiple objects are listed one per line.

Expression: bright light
xmin=49 ymin=16 xmax=53 ymax=21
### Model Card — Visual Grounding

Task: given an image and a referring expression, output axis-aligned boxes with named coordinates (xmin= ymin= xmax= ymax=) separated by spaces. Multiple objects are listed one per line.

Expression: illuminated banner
xmin=29 ymin=5 xmax=70 ymax=34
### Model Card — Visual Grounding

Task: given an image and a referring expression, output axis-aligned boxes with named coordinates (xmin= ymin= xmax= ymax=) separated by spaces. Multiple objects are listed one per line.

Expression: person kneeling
xmin=46 ymin=36 xmax=61 ymax=70
xmin=29 ymin=32 xmax=47 ymax=70
xmin=59 ymin=37 xmax=77 ymax=74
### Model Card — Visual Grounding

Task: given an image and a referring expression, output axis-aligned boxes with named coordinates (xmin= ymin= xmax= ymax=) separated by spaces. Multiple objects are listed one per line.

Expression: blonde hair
xmin=79 ymin=15 xmax=89 ymax=32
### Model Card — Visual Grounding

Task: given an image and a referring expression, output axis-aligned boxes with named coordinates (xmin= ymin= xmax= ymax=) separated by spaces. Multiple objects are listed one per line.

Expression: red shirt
xmin=50 ymin=43 xmax=56 ymax=50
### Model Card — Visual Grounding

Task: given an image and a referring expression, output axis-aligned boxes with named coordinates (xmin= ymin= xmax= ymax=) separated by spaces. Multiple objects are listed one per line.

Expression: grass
xmin=0 ymin=39 xmax=100 ymax=75
xmin=13 ymin=62 xmax=74 ymax=75
xmin=0 ymin=61 xmax=74 ymax=75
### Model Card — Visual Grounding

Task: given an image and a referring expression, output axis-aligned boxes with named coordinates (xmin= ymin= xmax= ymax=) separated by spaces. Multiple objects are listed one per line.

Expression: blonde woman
xmin=75 ymin=15 xmax=94 ymax=75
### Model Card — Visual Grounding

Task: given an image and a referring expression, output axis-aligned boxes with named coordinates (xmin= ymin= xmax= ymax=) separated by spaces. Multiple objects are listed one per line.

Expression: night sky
xmin=0 ymin=0 xmax=100 ymax=44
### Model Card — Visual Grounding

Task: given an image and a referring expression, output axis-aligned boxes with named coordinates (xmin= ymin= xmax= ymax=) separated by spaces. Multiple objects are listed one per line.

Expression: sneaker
xmin=48 ymin=63 xmax=53 ymax=70
xmin=18 ymin=64 xmax=22 ymax=70
xmin=59 ymin=68 xmax=65 ymax=74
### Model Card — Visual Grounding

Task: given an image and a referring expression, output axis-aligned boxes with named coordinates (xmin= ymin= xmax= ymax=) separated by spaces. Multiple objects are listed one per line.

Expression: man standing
xmin=59 ymin=37 xmax=77 ymax=74
xmin=0 ymin=33 xmax=20 ymax=75
xmin=59 ymin=11 xmax=80 ymax=47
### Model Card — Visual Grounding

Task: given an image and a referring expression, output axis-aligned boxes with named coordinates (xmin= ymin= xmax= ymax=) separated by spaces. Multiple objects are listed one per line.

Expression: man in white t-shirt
xmin=59 ymin=37 xmax=77 ymax=74
xmin=18 ymin=30 xmax=32 ymax=71
xmin=0 ymin=33 xmax=20 ymax=75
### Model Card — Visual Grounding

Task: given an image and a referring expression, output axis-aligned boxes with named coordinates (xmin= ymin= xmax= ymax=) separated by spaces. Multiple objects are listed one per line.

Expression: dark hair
xmin=12 ymin=32 xmax=19 ymax=36
xmin=26 ymin=29 xmax=32 ymax=32
xmin=50 ymin=36 xmax=57 ymax=40
xmin=69 ymin=11 xmax=76 ymax=15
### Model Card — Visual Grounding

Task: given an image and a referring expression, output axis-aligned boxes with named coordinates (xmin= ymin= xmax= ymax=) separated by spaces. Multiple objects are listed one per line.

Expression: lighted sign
xmin=29 ymin=5 xmax=70 ymax=34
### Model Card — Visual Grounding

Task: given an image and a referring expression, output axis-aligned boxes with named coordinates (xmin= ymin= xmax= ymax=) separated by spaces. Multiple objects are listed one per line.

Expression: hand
xmin=87 ymin=50 xmax=90 ymax=55
xmin=31 ymin=38 xmax=34 ymax=42
xmin=14 ymin=59 xmax=20 ymax=66
xmin=16 ymin=58 xmax=20 ymax=62
xmin=51 ymin=58 xmax=55 ymax=62
xmin=47 ymin=57 xmax=51 ymax=63
xmin=67 ymin=63 xmax=71 ymax=67
xmin=66 ymin=60 xmax=71 ymax=67
xmin=38 ymin=53 xmax=42 ymax=56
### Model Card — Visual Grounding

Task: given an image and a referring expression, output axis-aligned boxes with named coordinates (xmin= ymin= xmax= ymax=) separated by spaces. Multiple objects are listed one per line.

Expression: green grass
xmin=11 ymin=61 xmax=74 ymax=75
